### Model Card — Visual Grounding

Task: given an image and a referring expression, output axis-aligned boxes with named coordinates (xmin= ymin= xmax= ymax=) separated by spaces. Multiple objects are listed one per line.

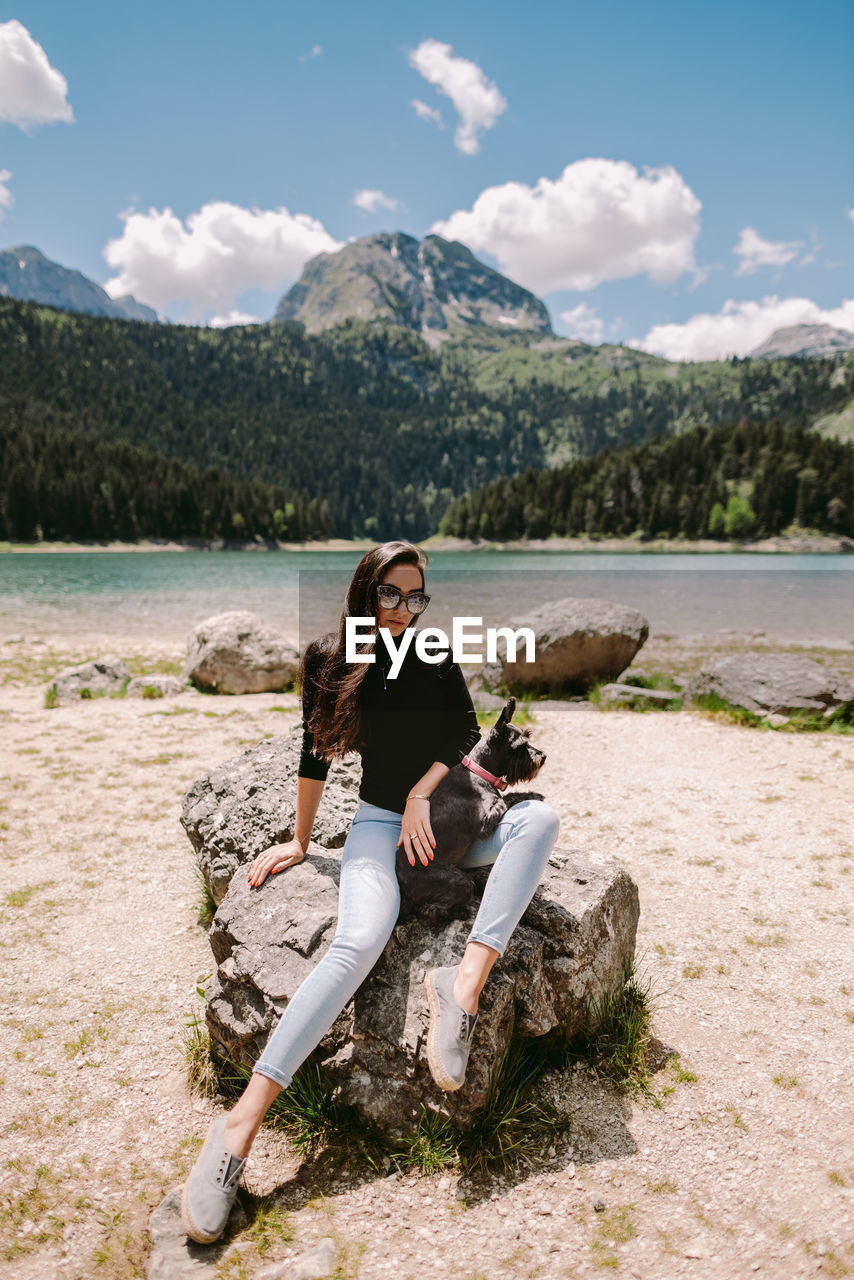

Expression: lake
xmin=1 ymin=550 xmax=852 ymax=648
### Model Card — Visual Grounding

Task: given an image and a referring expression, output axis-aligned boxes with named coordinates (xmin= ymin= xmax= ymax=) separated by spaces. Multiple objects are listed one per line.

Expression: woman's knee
xmin=328 ymin=915 xmax=397 ymax=973
xmin=520 ymin=799 xmax=560 ymax=845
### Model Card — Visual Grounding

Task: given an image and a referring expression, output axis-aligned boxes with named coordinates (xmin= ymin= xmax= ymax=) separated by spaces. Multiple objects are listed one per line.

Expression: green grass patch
xmin=4 ymin=886 xmax=36 ymax=908
xmin=692 ymin=692 xmax=767 ymax=727
xmin=783 ymin=704 xmax=854 ymax=734
xmin=669 ymin=1054 xmax=698 ymax=1085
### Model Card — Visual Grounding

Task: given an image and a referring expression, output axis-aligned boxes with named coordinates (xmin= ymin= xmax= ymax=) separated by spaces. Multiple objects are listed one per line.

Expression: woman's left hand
xmin=396 ymin=797 xmax=436 ymax=867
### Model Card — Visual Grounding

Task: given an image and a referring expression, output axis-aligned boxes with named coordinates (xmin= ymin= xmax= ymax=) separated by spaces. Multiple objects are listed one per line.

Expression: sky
xmin=0 ymin=0 xmax=852 ymax=359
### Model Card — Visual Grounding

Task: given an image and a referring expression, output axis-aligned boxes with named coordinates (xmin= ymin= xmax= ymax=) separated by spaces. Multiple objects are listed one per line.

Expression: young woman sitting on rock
xmin=181 ymin=539 xmax=560 ymax=1244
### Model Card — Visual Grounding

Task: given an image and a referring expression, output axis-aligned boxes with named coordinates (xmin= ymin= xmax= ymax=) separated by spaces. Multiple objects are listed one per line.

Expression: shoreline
xmin=1 ymin=532 xmax=852 ymax=555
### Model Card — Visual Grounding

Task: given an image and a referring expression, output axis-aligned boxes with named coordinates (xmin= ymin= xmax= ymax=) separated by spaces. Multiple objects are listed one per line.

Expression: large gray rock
xmin=182 ymin=611 xmax=299 ymax=694
xmin=49 ymin=655 xmax=130 ymax=704
xmin=205 ymin=846 xmax=639 ymax=1134
xmin=180 ymin=726 xmax=361 ymax=905
xmin=497 ymin=597 xmax=649 ymax=694
xmin=684 ymin=654 xmax=854 ymax=716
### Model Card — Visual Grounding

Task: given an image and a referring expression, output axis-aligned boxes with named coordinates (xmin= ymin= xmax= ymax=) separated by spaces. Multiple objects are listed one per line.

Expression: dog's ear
xmin=496 ymin=697 xmax=516 ymax=728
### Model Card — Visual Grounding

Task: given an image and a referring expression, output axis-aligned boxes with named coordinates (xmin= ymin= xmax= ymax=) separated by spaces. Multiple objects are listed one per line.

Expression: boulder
xmin=499 ymin=597 xmax=649 ymax=694
xmin=205 ymin=846 xmax=639 ymax=1134
xmin=49 ymin=655 xmax=130 ymax=704
xmin=683 ymin=654 xmax=854 ymax=716
xmin=182 ymin=611 xmax=299 ymax=694
xmin=180 ymin=726 xmax=361 ymax=905
xmin=126 ymin=675 xmax=185 ymax=699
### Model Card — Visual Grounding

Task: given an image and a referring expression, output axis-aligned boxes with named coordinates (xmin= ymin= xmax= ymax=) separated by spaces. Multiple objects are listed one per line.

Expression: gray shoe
xmin=180 ymin=1114 xmax=245 ymax=1244
xmin=424 ymin=965 xmax=478 ymax=1092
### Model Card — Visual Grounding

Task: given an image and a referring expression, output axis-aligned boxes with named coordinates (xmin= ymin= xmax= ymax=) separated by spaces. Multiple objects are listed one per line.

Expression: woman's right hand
xmin=247 ymin=838 xmax=306 ymax=887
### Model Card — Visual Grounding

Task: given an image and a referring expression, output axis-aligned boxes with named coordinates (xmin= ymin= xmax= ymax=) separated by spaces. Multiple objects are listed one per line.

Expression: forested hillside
xmin=0 ymin=403 xmax=331 ymax=543
xmin=1 ymin=296 xmax=852 ymax=541
xmin=439 ymin=419 xmax=854 ymax=542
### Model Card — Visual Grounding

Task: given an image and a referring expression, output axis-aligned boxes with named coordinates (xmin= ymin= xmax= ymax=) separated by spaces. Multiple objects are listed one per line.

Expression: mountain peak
xmin=749 ymin=323 xmax=854 ymax=359
xmin=0 ymin=244 xmax=159 ymax=323
xmin=274 ymin=231 xmax=552 ymax=340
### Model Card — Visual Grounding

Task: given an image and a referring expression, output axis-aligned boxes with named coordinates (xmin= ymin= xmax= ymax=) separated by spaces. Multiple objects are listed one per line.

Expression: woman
xmin=182 ymin=540 xmax=560 ymax=1244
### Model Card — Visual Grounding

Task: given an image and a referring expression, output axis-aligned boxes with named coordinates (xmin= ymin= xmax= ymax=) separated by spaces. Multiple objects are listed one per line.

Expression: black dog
xmin=396 ymin=697 xmax=547 ymax=923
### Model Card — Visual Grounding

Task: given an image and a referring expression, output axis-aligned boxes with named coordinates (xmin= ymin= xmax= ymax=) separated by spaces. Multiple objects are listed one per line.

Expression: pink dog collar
xmin=461 ymin=754 xmax=507 ymax=792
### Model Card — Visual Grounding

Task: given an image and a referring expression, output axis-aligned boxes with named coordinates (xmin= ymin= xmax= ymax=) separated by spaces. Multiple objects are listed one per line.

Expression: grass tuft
xmin=567 ymin=968 xmax=657 ymax=1097
xmin=182 ymin=1014 xmax=220 ymax=1099
xmin=692 ymin=692 xmax=766 ymax=727
xmin=450 ymin=1034 xmax=572 ymax=1174
xmin=4 ymin=885 xmax=37 ymax=908
xmin=196 ymin=873 xmax=217 ymax=930
xmin=44 ymin=683 xmax=58 ymax=710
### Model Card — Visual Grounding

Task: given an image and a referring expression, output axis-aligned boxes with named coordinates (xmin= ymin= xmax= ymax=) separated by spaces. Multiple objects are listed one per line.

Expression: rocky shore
xmin=2 ymin=530 xmax=852 ymax=554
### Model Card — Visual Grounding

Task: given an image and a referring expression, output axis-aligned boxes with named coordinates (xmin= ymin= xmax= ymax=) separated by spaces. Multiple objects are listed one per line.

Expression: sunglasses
xmin=376 ymin=584 xmax=431 ymax=615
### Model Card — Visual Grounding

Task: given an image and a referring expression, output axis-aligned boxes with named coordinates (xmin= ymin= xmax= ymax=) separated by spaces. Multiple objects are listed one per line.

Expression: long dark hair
xmin=301 ymin=540 xmax=428 ymax=761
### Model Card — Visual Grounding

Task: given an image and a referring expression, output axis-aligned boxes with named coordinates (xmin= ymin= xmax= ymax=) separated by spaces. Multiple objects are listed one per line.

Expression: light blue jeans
xmin=253 ymin=797 xmax=560 ymax=1089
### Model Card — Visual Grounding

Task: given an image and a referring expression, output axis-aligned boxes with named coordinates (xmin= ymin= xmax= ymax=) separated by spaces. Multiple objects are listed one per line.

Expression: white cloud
xmin=353 ymin=188 xmax=400 ymax=214
xmin=0 ymin=19 xmax=73 ymax=129
xmin=299 ymin=44 xmax=323 ymax=62
xmin=632 ymin=295 xmax=854 ymax=362
xmin=849 ymin=208 xmax=854 ymax=226
xmin=733 ymin=225 xmax=801 ymax=276
xmin=208 ymin=310 xmax=260 ymax=328
xmin=559 ymin=302 xmax=604 ymax=344
xmin=102 ymin=200 xmax=342 ymax=319
xmin=432 ymin=158 xmax=702 ymax=294
xmin=0 ymin=168 xmax=12 ymax=218
xmin=412 ymin=98 xmax=443 ymax=127
xmin=407 ymin=39 xmax=506 ymax=156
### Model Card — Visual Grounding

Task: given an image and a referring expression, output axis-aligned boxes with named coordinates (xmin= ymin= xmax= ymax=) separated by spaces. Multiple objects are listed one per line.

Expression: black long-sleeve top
xmin=298 ymin=634 xmax=482 ymax=814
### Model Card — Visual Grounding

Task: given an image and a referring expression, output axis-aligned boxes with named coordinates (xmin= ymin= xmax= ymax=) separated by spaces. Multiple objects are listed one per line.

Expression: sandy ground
xmin=1 ymin=634 xmax=853 ymax=1280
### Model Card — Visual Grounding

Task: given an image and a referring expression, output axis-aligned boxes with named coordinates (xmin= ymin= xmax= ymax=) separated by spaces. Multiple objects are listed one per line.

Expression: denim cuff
xmin=252 ymin=1061 xmax=291 ymax=1089
xmin=465 ymin=928 xmax=506 ymax=958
